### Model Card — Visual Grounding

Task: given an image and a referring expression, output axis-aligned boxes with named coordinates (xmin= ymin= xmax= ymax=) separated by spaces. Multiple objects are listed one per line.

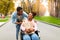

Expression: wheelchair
xmin=20 ymin=30 xmax=40 ymax=40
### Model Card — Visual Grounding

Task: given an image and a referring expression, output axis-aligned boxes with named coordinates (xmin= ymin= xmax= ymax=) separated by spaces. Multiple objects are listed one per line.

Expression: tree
xmin=0 ymin=0 xmax=14 ymax=16
xmin=21 ymin=0 xmax=31 ymax=13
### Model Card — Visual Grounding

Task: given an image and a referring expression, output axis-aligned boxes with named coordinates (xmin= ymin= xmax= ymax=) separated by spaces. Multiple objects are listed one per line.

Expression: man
xmin=11 ymin=7 xmax=28 ymax=40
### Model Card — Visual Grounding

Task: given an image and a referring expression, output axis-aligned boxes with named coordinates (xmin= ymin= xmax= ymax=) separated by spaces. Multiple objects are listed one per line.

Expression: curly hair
xmin=31 ymin=12 xmax=36 ymax=18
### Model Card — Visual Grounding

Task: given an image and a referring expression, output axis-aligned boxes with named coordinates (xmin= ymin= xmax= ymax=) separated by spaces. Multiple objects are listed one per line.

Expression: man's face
xmin=17 ymin=10 xmax=23 ymax=15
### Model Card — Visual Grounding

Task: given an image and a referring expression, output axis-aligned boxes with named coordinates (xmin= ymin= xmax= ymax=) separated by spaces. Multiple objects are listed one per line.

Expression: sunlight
xmin=13 ymin=0 xmax=20 ymax=9
xmin=41 ymin=0 xmax=50 ymax=16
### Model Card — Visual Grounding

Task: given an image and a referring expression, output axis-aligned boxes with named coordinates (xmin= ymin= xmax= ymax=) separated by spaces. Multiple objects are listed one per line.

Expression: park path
xmin=37 ymin=21 xmax=60 ymax=40
xmin=0 ymin=20 xmax=60 ymax=40
xmin=0 ymin=20 xmax=16 ymax=40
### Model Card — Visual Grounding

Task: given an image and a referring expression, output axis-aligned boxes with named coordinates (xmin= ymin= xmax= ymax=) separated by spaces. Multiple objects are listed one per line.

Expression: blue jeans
xmin=23 ymin=33 xmax=39 ymax=40
xmin=16 ymin=24 xmax=20 ymax=40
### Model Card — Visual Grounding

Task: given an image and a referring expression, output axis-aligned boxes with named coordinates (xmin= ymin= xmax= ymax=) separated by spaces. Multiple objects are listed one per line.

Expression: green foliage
xmin=0 ymin=16 xmax=9 ymax=22
xmin=35 ymin=16 xmax=60 ymax=26
xmin=0 ymin=0 xmax=14 ymax=16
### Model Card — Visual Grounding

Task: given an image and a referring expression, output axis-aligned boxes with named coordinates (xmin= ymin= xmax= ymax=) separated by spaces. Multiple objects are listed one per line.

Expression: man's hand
xmin=15 ymin=22 xmax=22 ymax=24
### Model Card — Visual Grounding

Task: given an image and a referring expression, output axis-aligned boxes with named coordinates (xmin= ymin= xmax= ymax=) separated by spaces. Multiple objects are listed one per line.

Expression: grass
xmin=0 ymin=16 xmax=9 ymax=22
xmin=34 ymin=16 xmax=60 ymax=26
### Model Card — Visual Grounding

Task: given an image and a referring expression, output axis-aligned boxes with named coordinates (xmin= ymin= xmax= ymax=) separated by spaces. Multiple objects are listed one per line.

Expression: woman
xmin=20 ymin=12 xmax=39 ymax=40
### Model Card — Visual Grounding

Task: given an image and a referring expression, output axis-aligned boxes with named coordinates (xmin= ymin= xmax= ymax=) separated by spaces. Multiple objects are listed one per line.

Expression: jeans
xmin=16 ymin=24 xmax=20 ymax=40
xmin=23 ymin=33 xmax=39 ymax=40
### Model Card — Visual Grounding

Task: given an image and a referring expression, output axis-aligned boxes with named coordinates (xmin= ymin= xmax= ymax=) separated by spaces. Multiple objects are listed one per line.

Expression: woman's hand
xmin=29 ymin=27 xmax=34 ymax=32
xmin=25 ymin=28 xmax=31 ymax=33
xmin=25 ymin=27 xmax=35 ymax=33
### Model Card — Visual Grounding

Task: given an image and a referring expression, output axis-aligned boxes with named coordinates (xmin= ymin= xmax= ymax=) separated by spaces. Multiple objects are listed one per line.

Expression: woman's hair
xmin=31 ymin=12 xmax=36 ymax=18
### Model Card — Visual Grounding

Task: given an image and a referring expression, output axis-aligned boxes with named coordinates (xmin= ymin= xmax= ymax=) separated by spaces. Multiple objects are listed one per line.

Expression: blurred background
xmin=0 ymin=0 xmax=60 ymax=40
xmin=0 ymin=0 xmax=60 ymax=26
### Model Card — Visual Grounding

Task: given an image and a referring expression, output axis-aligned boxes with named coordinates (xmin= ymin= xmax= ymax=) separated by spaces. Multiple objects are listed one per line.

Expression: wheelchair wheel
xmin=20 ymin=31 xmax=25 ymax=40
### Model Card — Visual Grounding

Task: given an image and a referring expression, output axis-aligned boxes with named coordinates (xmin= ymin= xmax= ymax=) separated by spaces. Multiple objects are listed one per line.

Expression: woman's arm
xmin=29 ymin=20 xmax=37 ymax=32
xmin=20 ymin=23 xmax=25 ymax=31
xmin=33 ymin=21 xmax=38 ymax=31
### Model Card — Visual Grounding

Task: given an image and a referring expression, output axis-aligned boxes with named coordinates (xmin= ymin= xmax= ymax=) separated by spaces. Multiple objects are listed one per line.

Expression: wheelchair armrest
xmin=36 ymin=30 xmax=40 ymax=33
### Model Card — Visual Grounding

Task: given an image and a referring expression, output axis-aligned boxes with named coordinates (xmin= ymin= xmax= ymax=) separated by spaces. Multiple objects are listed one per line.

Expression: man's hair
xmin=17 ymin=7 xmax=22 ymax=11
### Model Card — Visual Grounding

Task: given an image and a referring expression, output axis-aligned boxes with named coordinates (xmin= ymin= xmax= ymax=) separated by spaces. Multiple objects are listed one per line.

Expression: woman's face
xmin=28 ymin=13 xmax=33 ymax=19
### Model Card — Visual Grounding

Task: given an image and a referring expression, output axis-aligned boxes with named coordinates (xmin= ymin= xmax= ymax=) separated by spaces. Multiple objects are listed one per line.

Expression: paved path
xmin=0 ymin=22 xmax=5 ymax=26
xmin=0 ymin=20 xmax=16 ymax=40
xmin=0 ymin=20 xmax=60 ymax=40
xmin=37 ymin=22 xmax=60 ymax=40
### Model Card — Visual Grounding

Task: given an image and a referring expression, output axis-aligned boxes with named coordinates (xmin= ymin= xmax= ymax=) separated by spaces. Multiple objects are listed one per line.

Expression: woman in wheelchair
xmin=20 ymin=12 xmax=40 ymax=40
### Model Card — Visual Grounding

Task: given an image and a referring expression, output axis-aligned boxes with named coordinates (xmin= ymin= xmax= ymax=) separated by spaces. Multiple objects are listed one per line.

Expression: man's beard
xmin=17 ymin=13 xmax=22 ymax=15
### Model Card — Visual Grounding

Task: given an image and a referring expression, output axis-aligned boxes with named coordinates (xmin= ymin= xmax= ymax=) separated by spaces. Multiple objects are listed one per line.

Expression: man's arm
xmin=11 ymin=12 xmax=16 ymax=24
xmin=11 ymin=12 xmax=22 ymax=24
xmin=23 ymin=11 xmax=28 ymax=18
